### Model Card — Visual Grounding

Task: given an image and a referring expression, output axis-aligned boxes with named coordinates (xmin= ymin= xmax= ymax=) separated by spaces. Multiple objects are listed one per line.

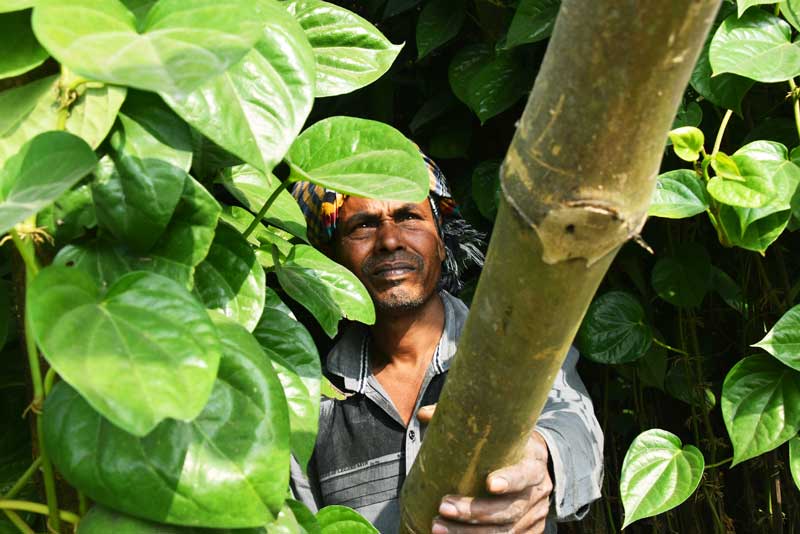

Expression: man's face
xmin=332 ymin=196 xmax=445 ymax=313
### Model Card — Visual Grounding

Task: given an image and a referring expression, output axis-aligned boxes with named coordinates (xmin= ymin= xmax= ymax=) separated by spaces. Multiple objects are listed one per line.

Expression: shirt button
xmin=409 ymin=430 xmax=416 ymax=441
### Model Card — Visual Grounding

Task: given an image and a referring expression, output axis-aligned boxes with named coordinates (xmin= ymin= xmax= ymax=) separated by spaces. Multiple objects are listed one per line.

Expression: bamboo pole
xmin=399 ymin=1 xmax=722 ymax=531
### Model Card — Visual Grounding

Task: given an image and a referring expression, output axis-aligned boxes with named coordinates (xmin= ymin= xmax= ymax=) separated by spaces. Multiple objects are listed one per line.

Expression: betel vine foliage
xmin=0 ymin=0 xmax=433 ymax=532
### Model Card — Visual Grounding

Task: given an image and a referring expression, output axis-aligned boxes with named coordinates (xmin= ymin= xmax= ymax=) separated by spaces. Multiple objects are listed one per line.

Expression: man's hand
xmin=416 ymin=404 xmax=553 ymax=534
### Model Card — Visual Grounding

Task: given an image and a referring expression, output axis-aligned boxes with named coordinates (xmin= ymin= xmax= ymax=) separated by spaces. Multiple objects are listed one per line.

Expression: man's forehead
xmin=339 ymin=197 xmax=432 ymax=218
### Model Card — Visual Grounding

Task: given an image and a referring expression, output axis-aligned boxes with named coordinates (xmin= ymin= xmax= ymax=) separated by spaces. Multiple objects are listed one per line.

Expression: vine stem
xmin=706 ymin=456 xmax=733 ymax=470
xmin=651 ymin=337 xmax=690 ymax=356
xmin=241 ymin=180 xmax=289 ymax=240
xmin=0 ymin=501 xmax=79 ymax=525
xmin=10 ymin=226 xmax=62 ymax=534
xmin=712 ymin=109 xmax=733 ymax=156
xmin=789 ymin=79 xmax=800 ymax=145
xmin=2 ymin=510 xmax=35 ymax=534
xmin=2 ymin=457 xmax=42 ymax=500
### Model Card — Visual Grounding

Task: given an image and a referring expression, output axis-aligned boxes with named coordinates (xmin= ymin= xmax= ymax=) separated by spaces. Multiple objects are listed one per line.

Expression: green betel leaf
xmin=667 ymin=126 xmax=704 ymax=162
xmin=471 ymin=160 xmax=502 ymax=221
xmin=710 ymin=152 xmax=741 ymax=181
xmin=651 ymin=243 xmax=712 ymax=308
xmin=286 ymin=0 xmax=403 ymax=97
xmin=721 ymin=354 xmax=800 ymax=465
xmin=92 ymin=113 xmax=191 ymax=252
xmin=448 ymin=44 xmax=532 ymax=124
xmin=254 ymin=290 xmax=321 ymax=471
xmin=0 ymin=10 xmax=47 ymax=79
xmin=220 ymin=164 xmax=307 ymax=240
xmin=707 ymin=154 xmax=776 ymax=208
xmin=710 ymin=10 xmax=800 ymax=83
xmin=38 ymin=183 xmax=97 ymax=245
xmin=0 ymin=131 xmax=96 ymax=234
xmin=32 ymin=0 xmax=271 ymax=95
xmin=194 ymin=224 xmax=266 ymax=332
xmin=648 ymin=169 xmax=709 ymax=219
xmin=737 ymin=0 xmax=774 ymax=16
xmin=783 ymin=0 xmax=800 ymax=32
xmin=504 ymin=0 xmax=561 ymax=48
xmin=164 ymin=3 xmax=315 ymax=175
xmin=620 ymin=429 xmax=704 ymax=529
xmin=276 ymin=244 xmax=375 ymax=338
xmin=317 ymin=506 xmax=378 ymax=534
xmin=0 ymin=1 xmax=33 ymax=12
xmin=54 ymin=178 xmax=220 ymax=289
xmin=288 ymin=500 xmax=322 ymax=534
xmin=754 ymin=303 xmax=800 ymax=371
xmin=719 ymin=207 xmax=790 ymax=253
xmin=576 ymin=291 xmax=652 ymax=364
xmin=77 ymin=506 xmax=267 ymax=533
xmin=43 ymin=318 xmax=290 ymax=528
xmin=29 ymin=267 xmax=221 ymax=437
xmin=0 ymin=74 xmax=126 ymax=162
xmin=416 ymin=0 xmax=465 ymax=59
xmin=219 ymin=205 xmax=293 ymax=259
xmin=287 ymin=116 xmax=429 ymax=202
xmin=790 ymin=436 xmax=800 ymax=491
xmin=712 ymin=266 xmax=747 ymax=314
xmin=670 ymin=100 xmax=703 ymax=132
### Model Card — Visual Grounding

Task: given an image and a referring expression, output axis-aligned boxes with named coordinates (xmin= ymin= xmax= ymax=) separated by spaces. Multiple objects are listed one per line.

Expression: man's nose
xmin=375 ymin=220 xmax=404 ymax=252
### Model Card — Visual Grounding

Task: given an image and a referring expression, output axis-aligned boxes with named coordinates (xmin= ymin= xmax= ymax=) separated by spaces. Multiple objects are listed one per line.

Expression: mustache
xmin=361 ymin=251 xmax=424 ymax=276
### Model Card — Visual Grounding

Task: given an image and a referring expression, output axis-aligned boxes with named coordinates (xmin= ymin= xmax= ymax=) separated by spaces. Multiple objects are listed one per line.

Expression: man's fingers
xmin=437 ymin=490 xmax=545 ymax=526
xmin=417 ymin=403 xmax=437 ymax=423
xmin=432 ymin=494 xmax=550 ymax=534
xmin=486 ymin=458 xmax=549 ymax=494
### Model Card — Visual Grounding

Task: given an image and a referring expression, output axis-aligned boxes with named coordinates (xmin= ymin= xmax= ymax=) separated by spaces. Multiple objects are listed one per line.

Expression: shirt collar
xmin=326 ymin=290 xmax=469 ymax=394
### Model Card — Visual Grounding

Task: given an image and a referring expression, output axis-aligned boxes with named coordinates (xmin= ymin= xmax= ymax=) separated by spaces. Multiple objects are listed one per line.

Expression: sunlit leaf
xmin=316 ymin=506 xmax=378 ymax=534
xmin=77 ymin=506 xmax=266 ymax=533
xmin=707 ymin=154 xmax=775 ymax=208
xmin=648 ymin=169 xmax=709 ymax=219
xmin=721 ymin=354 xmax=800 ymax=465
xmin=620 ymin=429 xmax=704 ymax=529
xmin=754 ymin=303 xmax=800 ymax=371
xmin=668 ymin=126 xmax=704 ymax=162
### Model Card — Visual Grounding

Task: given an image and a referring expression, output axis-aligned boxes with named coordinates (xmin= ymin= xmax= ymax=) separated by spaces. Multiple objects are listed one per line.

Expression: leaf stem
xmin=0 ymin=501 xmax=79 ymax=525
xmin=2 ymin=457 xmax=42 ymax=500
xmin=242 ymin=180 xmax=289 ymax=240
xmin=2 ymin=510 xmax=35 ymax=534
xmin=706 ymin=456 xmax=733 ymax=469
xmin=712 ymin=109 xmax=733 ymax=156
xmin=789 ymin=79 xmax=800 ymax=145
xmin=10 ymin=230 xmax=39 ymax=278
xmin=43 ymin=368 xmax=56 ymax=397
xmin=651 ymin=337 xmax=690 ymax=356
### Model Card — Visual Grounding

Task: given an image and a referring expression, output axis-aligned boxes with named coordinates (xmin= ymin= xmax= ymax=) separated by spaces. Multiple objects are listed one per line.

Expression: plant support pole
xmin=399 ymin=1 xmax=722 ymax=531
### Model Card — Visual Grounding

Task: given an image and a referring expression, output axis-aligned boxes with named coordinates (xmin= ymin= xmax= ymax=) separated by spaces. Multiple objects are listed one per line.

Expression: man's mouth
xmin=371 ymin=262 xmax=416 ymax=279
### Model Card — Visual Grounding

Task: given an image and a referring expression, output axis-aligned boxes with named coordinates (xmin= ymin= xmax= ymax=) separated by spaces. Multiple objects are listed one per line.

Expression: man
xmin=289 ymin=154 xmax=603 ymax=533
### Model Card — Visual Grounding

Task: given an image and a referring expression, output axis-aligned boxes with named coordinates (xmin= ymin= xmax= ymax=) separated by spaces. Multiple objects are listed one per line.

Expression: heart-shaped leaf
xmin=286 ymin=0 xmax=402 ymax=97
xmin=620 ymin=429 xmax=704 ymax=529
xmin=719 ymin=206 xmax=790 ymax=253
xmin=276 ymin=245 xmax=375 ymax=337
xmin=668 ymin=127 xmax=704 ymax=162
xmin=0 ymin=74 xmax=126 ymax=163
xmin=287 ymin=116 xmax=429 ymax=202
xmin=722 ymin=354 xmax=800 ymax=465
xmin=220 ymin=165 xmax=307 ymax=240
xmin=448 ymin=44 xmax=531 ymax=123
xmin=55 ymin=177 xmax=220 ymax=289
xmin=0 ymin=10 xmax=47 ymax=79
xmin=316 ymin=506 xmax=378 ymax=534
xmin=710 ymin=10 xmax=800 ymax=83
xmin=416 ymin=0 xmax=465 ymax=59
xmin=504 ymin=0 xmax=560 ymax=48
xmin=790 ymin=436 xmax=800 ymax=491
xmin=648 ymin=169 xmax=709 ymax=219
xmin=576 ymin=291 xmax=652 ymax=364
xmin=77 ymin=506 xmax=267 ymax=533
xmin=92 ymin=113 xmax=190 ymax=252
xmin=32 ymin=0 xmax=271 ymax=95
xmin=254 ymin=289 xmax=321 ymax=470
xmin=30 ymin=267 xmax=221 ymax=436
xmin=194 ymin=224 xmax=266 ymax=332
xmin=754 ymin=303 xmax=800 ymax=371
xmin=707 ymin=153 xmax=775 ymax=208
xmin=651 ymin=243 xmax=712 ymax=308
xmin=164 ymin=3 xmax=315 ymax=175
xmin=0 ymin=131 xmax=96 ymax=234
xmin=43 ymin=318 xmax=290 ymax=528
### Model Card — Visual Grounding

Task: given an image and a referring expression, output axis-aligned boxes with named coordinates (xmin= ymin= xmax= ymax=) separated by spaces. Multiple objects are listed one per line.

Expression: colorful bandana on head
xmin=289 ymin=151 xmax=484 ymax=292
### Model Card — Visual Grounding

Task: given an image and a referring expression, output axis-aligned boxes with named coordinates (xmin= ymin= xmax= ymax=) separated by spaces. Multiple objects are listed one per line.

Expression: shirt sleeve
xmin=535 ymin=345 xmax=604 ymax=522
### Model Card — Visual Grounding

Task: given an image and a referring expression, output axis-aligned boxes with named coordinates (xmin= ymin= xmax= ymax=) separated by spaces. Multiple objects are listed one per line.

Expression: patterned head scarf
xmin=290 ymin=152 xmax=485 ymax=293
